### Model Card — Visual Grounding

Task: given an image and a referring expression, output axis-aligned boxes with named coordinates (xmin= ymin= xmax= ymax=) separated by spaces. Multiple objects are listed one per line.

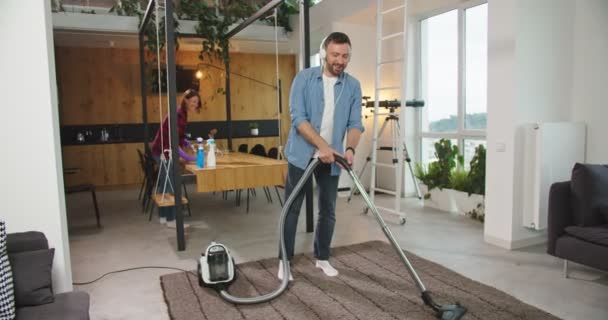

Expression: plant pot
xmin=250 ymin=128 xmax=259 ymax=136
xmin=420 ymin=184 xmax=457 ymax=213
xmin=452 ymin=190 xmax=484 ymax=216
xmin=420 ymin=184 xmax=484 ymax=216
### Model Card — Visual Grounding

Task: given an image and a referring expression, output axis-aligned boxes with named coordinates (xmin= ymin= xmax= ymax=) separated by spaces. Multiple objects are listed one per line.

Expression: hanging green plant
xmin=109 ymin=0 xmax=141 ymax=16
xmin=51 ymin=0 xmax=65 ymax=12
xmin=258 ymin=0 xmax=311 ymax=33
xmin=176 ymin=0 xmax=255 ymax=65
xmin=110 ymin=0 xmax=305 ymax=66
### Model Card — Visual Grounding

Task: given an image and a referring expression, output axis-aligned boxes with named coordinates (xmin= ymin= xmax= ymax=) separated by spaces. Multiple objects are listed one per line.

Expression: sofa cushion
xmin=570 ymin=163 xmax=608 ymax=226
xmin=6 ymin=232 xmax=48 ymax=255
xmin=16 ymin=292 xmax=90 ymax=320
xmin=0 ymin=221 xmax=16 ymax=320
xmin=565 ymin=225 xmax=608 ymax=247
xmin=9 ymin=249 xmax=55 ymax=307
xmin=555 ymin=235 xmax=608 ymax=272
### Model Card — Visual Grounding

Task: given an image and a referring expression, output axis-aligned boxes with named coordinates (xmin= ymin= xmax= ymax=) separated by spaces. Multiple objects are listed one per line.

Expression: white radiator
xmin=521 ymin=122 xmax=586 ymax=230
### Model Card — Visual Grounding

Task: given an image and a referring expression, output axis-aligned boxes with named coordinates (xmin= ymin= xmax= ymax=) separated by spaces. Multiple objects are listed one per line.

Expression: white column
xmin=0 ymin=1 xmax=72 ymax=292
xmin=485 ymin=0 xmax=575 ymax=249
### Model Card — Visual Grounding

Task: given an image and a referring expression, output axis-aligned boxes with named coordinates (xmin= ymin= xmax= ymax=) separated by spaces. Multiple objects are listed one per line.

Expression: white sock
xmin=159 ymin=217 xmax=167 ymax=224
xmin=277 ymin=260 xmax=294 ymax=281
xmin=316 ymin=260 xmax=339 ymax=277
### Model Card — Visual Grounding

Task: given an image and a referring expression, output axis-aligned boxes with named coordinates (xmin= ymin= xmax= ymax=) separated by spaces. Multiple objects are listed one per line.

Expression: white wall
xmin=571 ymin=0 xmax=608 ymax=164
xmin=0 ymin=1 xmax=72 ymax=292
xmin=515 ymin=0 xmax=574 ymax=123
xmin=484 ymin=0 xmax=518 ymax=248
xmin=485 ymin=0 xmax=582 ymax=249
xmin=510 ymin=0 xmax=575 ymax=246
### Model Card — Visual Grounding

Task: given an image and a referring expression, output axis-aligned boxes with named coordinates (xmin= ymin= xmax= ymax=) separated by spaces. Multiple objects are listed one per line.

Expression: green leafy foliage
xmin=51 ymin=0 xmax=65 ymax=12
xmin=257 ymin=0 xmax=313 ymax=33
xmin=433 ymin=139 xmax=460 ymax=189
xmin=449 ymin=168 xmax=471 ymax=193
xmin=468 ymin=144 xmax=486 ymax=195
xmin=109 ymin=0 xmax=142 ymax=16
xmin=108 ymin=0 xmax=304 ymax=68
xmin=416 ymin=140 xmax=486 ymax=196
xmin=177 ymin=0 xmax=255 ymax=64
xmin=414 ymin=139 xmax=457 ymax=192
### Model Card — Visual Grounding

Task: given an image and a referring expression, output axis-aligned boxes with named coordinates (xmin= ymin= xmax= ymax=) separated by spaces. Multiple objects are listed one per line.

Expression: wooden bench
xmin=149 ymin=193 xmax=189 ymax=221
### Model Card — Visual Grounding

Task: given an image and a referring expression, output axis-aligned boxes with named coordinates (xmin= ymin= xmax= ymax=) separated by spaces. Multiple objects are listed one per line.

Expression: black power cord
xmin=73 ymin=266 xmax=198 ymax=285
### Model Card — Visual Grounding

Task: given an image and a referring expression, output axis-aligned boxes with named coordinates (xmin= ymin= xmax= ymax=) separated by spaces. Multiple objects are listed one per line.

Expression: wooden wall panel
xmin=62 ymin=143 xmax=143 ymax=187
xmin=102 ymin=143 xmax=143 ymax=186
xmin=57 ymin=47 xmax=143 ymax=125
xmin=62 ymin=145 xmax=106 ymax=187
xmin=57 ymin=46 xmax=296 ymax=187
xmin=57 ymin=46 xmax=294 ymax=133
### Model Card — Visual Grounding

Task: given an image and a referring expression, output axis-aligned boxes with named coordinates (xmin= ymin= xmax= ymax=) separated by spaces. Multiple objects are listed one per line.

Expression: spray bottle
xmin=196 ymin=137 xmax=205 ymax=169
xmin=206 ymin=138 xmax=216 ymax=168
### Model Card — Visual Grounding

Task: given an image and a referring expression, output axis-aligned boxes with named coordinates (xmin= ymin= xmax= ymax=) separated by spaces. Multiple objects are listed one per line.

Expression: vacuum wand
xmin=333 ymin=155 xmax=467 ymax=320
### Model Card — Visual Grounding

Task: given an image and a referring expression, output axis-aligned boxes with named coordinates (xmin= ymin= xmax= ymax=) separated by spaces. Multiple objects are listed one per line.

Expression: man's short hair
xmin=322 ymin=32 xmax=351 ymax=49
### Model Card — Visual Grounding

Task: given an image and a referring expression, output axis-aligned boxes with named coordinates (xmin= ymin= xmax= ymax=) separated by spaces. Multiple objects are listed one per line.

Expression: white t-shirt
xmin=314 ymin=74 xmax=338 ymax=158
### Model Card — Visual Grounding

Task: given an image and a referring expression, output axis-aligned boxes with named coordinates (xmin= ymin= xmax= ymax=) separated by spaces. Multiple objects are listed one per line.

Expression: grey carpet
xmin=161 ymin=241 xmax=560 ymax=320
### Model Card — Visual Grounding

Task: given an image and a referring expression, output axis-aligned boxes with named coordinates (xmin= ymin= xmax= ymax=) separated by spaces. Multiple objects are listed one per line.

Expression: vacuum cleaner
xmin=199 ymin=156 xmax=467 ymax=319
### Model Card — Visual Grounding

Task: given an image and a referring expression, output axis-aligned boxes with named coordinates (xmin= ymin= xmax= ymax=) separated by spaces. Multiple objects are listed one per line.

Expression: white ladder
xmin=368 ymin=0 xmax=410 ymax=225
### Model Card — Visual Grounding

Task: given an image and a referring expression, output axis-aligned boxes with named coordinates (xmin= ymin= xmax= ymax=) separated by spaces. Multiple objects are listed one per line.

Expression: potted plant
xmin=414 ymin=139 xmax=459 ymax=212
xmin=249 ymin=123 xmax=259 ymax=136
xmin=414 ymin=140 xmax=486 ymax=222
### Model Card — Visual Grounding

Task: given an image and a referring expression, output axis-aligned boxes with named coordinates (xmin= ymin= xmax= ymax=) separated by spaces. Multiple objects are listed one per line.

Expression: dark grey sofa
xmin=7 ymin=231 xmax=90 ymax=320
xmin=547 ymin=163 xmax=608 ymax=277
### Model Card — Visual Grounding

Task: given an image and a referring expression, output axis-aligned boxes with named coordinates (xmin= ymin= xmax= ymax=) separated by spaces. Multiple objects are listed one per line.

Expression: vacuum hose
xmin=219 ymin=156 xmax=467 ymax=320
xmin=218 ymin=157 xmax=322 ymax=304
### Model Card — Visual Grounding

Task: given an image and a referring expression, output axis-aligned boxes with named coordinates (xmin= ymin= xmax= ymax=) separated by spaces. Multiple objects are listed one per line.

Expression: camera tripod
xmin=347 ymin=107 xmax=422 ymax=203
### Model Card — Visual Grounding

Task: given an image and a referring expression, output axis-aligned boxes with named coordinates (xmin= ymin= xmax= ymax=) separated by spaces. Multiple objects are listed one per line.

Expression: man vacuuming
xmin=279 ymin=32 xmax=364 ymax=280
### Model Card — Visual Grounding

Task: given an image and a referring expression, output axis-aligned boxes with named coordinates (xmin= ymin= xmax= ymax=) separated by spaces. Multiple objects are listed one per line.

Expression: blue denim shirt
xmin=285 ymin=66 xmax=365 ymax=176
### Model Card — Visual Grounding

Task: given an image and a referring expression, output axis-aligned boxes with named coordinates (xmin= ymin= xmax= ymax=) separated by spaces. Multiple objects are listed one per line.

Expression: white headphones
xmin=319 ymin=34 xmax=352 ymax=66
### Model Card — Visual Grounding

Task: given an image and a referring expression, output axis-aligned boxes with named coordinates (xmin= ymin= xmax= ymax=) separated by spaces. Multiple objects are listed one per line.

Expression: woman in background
xmin=151 ymin=88 xmax=201 ymax=228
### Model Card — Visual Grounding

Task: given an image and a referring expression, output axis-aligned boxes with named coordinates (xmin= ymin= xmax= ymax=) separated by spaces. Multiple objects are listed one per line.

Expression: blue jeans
xmin=153 ymin=155 xmax=176 ymax=221
xmin=281 ymin=161 xmax=339 ymax=260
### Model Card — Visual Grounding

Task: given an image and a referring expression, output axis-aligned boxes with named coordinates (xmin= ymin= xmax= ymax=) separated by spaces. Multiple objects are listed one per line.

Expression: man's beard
xmin=324 ymin=60 xmax=345 ymax=76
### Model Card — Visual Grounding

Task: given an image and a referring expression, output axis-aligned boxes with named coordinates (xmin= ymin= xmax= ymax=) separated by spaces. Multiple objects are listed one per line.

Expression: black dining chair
xmin=267 ymin=147 xmax=279 ymax=160
xmin=63 ymin=167 xmax=101 ymax=228
xmin=65 ymin=184 xmax=101 ymax=228
xmin=237 ymin=144 xmax=273 ymax=212
xmin=266 ymin=147 xmax=284 ymax=207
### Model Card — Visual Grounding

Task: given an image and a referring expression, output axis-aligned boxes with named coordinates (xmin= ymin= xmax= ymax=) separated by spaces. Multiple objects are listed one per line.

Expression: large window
xmin=419 ymin=2 xmax=487 ymax=166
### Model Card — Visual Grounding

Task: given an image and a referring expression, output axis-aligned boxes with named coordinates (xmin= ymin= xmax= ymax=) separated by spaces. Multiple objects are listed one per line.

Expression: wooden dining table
xmin=185 ymin=152 xmax=315 ymax=232
xmin=185 ymin=152 xmax=287 ymax=192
